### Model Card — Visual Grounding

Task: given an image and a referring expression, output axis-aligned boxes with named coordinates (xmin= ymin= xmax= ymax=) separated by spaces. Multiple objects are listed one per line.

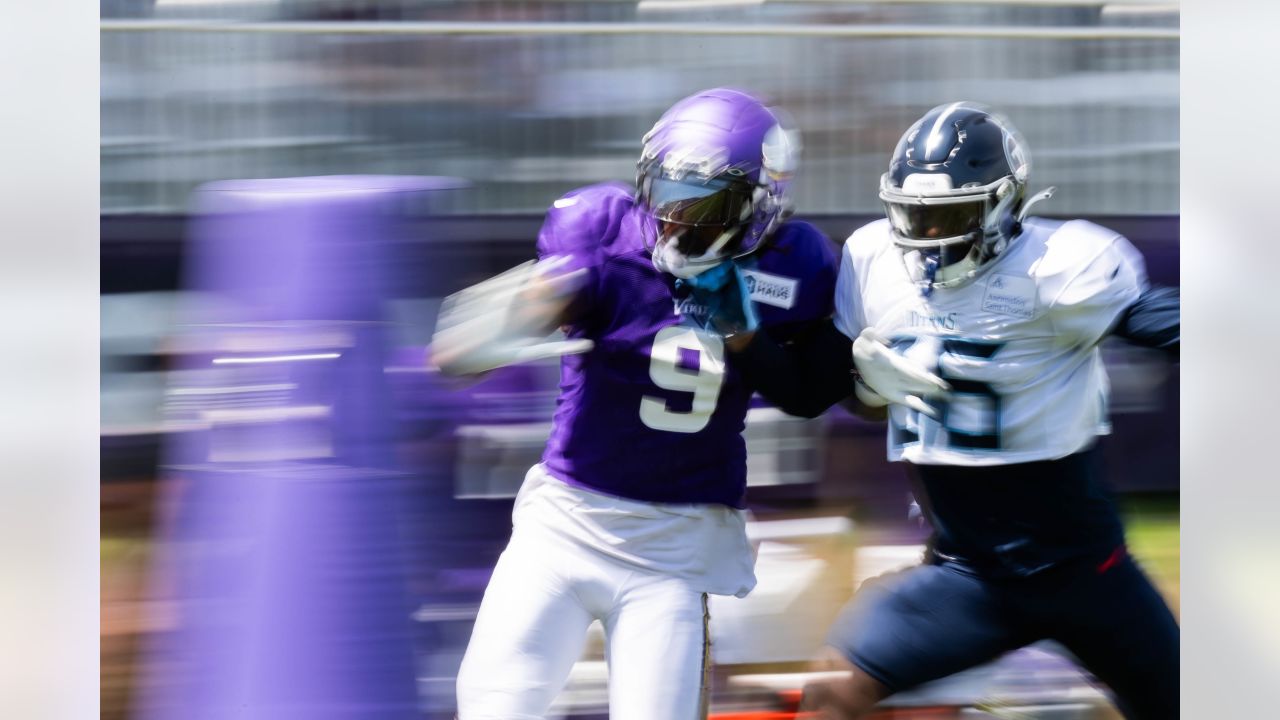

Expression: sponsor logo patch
xmin=740 ymin=269 xmax=799 ymax=310
xmin=981 ymin=274 xmax=1036 ymax=319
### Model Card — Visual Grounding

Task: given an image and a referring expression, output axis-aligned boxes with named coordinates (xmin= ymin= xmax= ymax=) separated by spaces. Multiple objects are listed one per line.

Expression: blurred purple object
xmin=186 ymin=175 xmax=462 ymax=325
xmin=142 ymin=464 xmax=420 ymax=720
xmin=138 ymin=176 xmax=464 ymax=720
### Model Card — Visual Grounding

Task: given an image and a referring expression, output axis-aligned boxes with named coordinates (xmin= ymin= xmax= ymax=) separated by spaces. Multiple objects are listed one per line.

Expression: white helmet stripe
xmin=924 ymin=101 xmax=966 ymax=161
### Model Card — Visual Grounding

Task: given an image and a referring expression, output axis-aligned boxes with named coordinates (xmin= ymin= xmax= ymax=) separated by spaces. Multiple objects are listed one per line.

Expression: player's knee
xmin=456 ymin=652 xmax=552 ymax=720
xmin=809 ymin=646 xmax=855 ymax=672
xmin=798 ymin=677 xmax=883 ymax=720
xmin=797 ymin=647 xmax=889 ymax=719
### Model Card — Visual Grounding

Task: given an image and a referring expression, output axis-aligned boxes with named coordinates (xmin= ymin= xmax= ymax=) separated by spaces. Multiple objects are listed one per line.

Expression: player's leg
xmin=601 ymin=571 xmax=711 ymax=720
xmin=800 ymin=562 xmax=1024 ymax=720
xmin=796 ymin=647 xmax=889 ymax=719
xmin=455 ymin=529 xmax=595 ymax=720
xmin=1045 ymin=551 xmax=1179 ymax=720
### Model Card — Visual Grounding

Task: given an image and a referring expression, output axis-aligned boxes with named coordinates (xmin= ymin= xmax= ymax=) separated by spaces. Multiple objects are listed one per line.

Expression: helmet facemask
xmin=639 ymin=167 xmax=761 ymax=278
xmin=880 ymin=171 xmax=1025 ymax=292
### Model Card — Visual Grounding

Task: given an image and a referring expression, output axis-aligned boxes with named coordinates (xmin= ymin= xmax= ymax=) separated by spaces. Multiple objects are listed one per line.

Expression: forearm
xmin=430 ymin=259 xmax=591 ymax=376
xmin=730 ymin=319 xmax=859 ymax=419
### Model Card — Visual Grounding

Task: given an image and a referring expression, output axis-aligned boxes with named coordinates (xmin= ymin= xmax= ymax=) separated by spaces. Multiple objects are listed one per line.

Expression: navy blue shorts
xmin=828 ymin=550 xmax=1179 ymax=719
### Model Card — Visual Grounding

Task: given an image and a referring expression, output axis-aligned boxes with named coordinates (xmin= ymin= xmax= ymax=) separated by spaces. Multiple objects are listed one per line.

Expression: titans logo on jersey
xmin=536 ymin=183 xmax=837 ymax=507
xmin=835 ymin=217 xmax=1148 ymax=466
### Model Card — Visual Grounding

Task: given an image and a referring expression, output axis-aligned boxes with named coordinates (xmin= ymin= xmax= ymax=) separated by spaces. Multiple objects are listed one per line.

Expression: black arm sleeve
xmin=731 ymin=318 xmax=859 ymax=419
xmin=1112 ymin=285 xmax=1179 ymax=357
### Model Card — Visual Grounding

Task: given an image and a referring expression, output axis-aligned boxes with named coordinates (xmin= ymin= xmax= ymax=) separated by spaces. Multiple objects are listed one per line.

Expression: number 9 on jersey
xmin=640 ymin=326 xmax=727 ymax=433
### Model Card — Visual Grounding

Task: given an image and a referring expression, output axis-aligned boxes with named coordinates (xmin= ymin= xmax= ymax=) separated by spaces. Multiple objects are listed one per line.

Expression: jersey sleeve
xmin=1047 ymin=226 xmax=1150 ymax=347
xmin=534 ymin=183 xmax=631 ymax=327
xmin=1112 ymin=284 xmax=1179 ymax=356
xmin=734 ymin=318 xmax=857 ymax=418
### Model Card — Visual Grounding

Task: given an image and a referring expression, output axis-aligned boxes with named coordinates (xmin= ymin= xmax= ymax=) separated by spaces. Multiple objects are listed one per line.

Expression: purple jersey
xmin=537 ymin=183 xmax=837 ymax=508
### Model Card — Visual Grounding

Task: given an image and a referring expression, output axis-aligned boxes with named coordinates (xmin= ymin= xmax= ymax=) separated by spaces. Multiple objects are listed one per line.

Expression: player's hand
xmin=430 ymin=256 xmax=593 ymax=377
xmin=851 ymin=328 xmax=950 ymax=419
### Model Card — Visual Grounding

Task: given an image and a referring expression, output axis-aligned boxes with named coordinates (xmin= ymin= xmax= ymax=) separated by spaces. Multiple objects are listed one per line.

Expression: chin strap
xmin=919 ymin=253 xmax=939 ymax=298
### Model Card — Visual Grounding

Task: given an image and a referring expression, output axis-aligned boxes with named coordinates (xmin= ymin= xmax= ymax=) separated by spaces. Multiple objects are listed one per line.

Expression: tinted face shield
xmin=882 ymin=197 xmax=986 ymax=278
xmin=878 ymin=172 xmax=1014 ymax=260
xmin=883 ymin=199 xmax=985 ymax=244
xmin=640 ymin=172 xmax=755 ymax=260
xmin=879 ymin=173 xmax=1021 ymax=290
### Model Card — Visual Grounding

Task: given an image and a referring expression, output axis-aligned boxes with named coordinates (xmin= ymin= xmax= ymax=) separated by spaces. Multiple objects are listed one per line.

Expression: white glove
xmin=851 ymin=328 xmax=950 ymax=418
xmin=430 ymin=255 xmax=594 ymax=376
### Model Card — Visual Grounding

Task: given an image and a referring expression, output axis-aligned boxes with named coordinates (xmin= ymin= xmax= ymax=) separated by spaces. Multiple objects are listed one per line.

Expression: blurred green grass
xmin=101 ymin=535 xmax=148 ymax=563
xmin=1121 ymin=494 xmax=1180 ymax=615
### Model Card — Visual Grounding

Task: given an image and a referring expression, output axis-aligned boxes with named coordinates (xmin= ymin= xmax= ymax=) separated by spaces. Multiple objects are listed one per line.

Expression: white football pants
xmin=455 ymin=526 xmax=711 ymax=720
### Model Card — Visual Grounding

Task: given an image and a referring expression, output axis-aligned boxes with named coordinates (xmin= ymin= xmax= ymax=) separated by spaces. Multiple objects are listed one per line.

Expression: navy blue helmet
xmin=879 ymin=102 xmax=1052 ymax=291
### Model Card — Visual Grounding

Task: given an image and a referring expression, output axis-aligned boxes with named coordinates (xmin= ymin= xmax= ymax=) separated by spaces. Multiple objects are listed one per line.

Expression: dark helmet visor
xmin=644 ymin=176 xmax=753 ymax=228
xmin=884 ymin=198 xmax=986 ymax=242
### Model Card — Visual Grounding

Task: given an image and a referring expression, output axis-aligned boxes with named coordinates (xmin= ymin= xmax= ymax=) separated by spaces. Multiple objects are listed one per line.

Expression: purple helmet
xmin=637 ymin=88 xmax=800 ymax=278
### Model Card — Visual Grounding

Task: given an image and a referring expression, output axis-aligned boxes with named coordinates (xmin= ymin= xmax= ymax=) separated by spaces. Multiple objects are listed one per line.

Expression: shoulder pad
xmin=1035 ymin=219 xmax=1123 ymax=274
xmin=747 ymin=220 xmax=839 ymax=321
xmin=537 ymin=182 xmax=636 ymax=260
xmin=761 ymin=220 xmax=838 ymax=268
xmin=843 ymin=218 xmax=894 ymax=264
xmin=1030 ymin=218 xmax=1147 ymax=303
xmin=1027 ymin=219 xmax=1148 ymax=343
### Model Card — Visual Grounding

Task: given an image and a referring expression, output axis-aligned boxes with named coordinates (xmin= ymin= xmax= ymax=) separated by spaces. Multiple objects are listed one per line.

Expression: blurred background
xmin=100 ymin=1 xmax=1179 ymax=718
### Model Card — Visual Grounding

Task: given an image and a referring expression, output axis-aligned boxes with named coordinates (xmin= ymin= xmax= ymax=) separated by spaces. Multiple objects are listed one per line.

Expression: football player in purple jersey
xmin=431 ymin=88 xmax=839 ymax=719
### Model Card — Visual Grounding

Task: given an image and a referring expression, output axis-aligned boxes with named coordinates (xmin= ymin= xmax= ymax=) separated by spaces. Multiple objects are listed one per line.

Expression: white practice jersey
xmin=835 ymin=217 xmax=1148 ymax=466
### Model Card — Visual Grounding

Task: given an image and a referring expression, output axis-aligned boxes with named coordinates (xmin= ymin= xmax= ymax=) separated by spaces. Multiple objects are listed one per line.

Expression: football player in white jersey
xmin=726 ymin=102 xmax=1179 ymax=719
